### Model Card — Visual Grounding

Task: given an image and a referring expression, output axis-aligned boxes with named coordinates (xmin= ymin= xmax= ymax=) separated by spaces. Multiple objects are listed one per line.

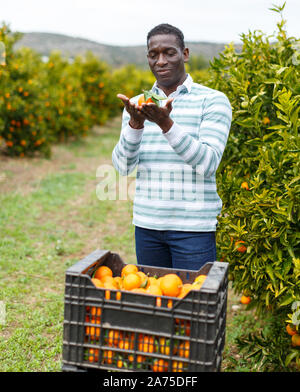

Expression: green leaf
xmin=235 ymin=118 xmax=255 ymax=128
xmin=264 ymin=78 xmax=281 ymax=84
xmin=271 ymin=208 xmax=287 ymax=216
xmin=285 ymin=350 xmax=298 ymax=367
xmin=150 ymin=92 xmax=167 ymax=101
xmin=262 ymin=131 xmax=280 ymax=141
xmin=288 ymin=176 xmax=300 ymax=186
xmin=265 ymin=290 xmax=270 ymax=307
xmin=266 ymin=125 xmax=285 ymax=130
xmin=142 ymin=90 xmax=167 ymax=107
xmin=276 ymin=67 xmax=288 ymax=75
xmin=287 ymin=246 xmax=295 ymax=258
xmin=266 ymin=264 xmax=275 ymax=282
xmin=279 ymin=295 xmax=294 ymax=307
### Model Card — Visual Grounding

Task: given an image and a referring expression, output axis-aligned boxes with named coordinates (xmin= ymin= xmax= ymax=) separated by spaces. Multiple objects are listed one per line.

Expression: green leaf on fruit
xmin=143 ymin=90 xmax=166 ymax=106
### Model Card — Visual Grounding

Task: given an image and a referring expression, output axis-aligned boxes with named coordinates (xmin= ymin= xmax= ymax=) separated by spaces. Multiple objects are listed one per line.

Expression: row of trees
xmin=0 ymin=23 xmax=211 ymax=158
xmin=211 ymin=4 xmax=300 ymax=370
xmin=0 ymin=24 xmax=158 ymax=157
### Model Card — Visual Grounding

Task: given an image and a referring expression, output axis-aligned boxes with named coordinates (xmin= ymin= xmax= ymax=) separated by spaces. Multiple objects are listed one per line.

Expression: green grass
xmin=0 ymin=116 xmax=256 ymax=371
xmin=222 ymin=297 xmax=265 ymax=371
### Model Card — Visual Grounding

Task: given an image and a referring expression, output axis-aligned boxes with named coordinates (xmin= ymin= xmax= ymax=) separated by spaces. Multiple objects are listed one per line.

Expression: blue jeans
xmin=135 ymin=226 xmax=216 ymax=271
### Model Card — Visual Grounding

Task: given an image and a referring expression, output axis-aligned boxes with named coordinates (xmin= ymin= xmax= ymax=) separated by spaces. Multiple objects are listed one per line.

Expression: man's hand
xmin=117 ymin=94 xmax=145 ymax=129
xmin=139 ymin=98 xmax=174 ymax=133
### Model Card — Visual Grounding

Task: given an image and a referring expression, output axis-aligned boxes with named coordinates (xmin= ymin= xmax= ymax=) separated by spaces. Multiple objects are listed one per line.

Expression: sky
xmin=1 ymin=0 xmax=299 ymax=46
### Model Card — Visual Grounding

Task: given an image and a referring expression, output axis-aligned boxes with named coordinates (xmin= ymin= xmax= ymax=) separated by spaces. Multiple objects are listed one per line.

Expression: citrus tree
xmin=42 ymin=52 xmax=91 ymax=143
xmin=208 ymin=3 xmax=300 ymax=370
xmin=0 ymin=23 xmax=50 ymax=157
xmin=75 ymin=52 xmax=118 ymax=126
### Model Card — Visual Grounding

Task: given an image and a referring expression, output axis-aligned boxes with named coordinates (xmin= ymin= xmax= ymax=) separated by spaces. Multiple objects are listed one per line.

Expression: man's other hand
xmin=139 ymin=98 xmax=174 ymax=133
xmin=117 ymin=94 xmax=145 ymax=129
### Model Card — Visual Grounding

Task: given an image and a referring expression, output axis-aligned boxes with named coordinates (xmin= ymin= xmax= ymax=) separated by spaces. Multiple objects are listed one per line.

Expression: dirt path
xmin=0 ymin=137 xmax=106 ymax=196
xmin=0 ymin=116 xmax=129 ymax=260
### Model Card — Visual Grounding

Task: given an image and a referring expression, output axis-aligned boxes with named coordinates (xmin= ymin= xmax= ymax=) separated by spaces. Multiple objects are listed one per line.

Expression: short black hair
xmin=147 ymin=23 xmax=185 ymax=51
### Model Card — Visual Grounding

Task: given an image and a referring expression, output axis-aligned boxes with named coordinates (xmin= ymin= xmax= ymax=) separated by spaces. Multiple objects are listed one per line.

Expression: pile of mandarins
xmin=91 ymin=263 xmax=207 ymax=302
xmin=85 ymin=263 xmax=207 ymax=371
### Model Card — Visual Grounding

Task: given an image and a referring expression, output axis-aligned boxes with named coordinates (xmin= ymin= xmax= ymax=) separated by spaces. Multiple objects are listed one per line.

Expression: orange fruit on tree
xmin=94 ymin=265 xmax=113 ymax=280
xmin=121 ymin=264 xmax=139 ymax=277
xmin=235 ymin=240 xmax=247 ymax=253
xmin=241 ymin=181 xmax=249 ymax=190
xmin=291 ymin=334 xmax=300 ymax=347
xmin=240 ymin=295 xmax=251 ymax=305
xmin=286 ymin=324 xmax=297 ymax=336
xmin=160 ymin=274 xmax=182 ymax=297
xmin=123 ymin=273 xmax=142 ymax=291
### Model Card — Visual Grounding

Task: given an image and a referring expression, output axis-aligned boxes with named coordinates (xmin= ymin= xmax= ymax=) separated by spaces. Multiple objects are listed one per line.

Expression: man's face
xmin=147 ymin=34 xmax=189 ymax=92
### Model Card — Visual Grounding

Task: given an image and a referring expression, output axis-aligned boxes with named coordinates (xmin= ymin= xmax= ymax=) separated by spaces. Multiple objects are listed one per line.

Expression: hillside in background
xmin=13 ymin=32 xmax=242 ymax=68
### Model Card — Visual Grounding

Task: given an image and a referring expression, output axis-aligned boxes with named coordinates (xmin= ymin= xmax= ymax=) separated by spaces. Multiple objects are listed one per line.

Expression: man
xmin=112 ymin=24 xmax=232 ymax=271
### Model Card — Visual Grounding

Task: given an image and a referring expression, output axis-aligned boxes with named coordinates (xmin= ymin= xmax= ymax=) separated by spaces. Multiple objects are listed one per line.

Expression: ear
xmin=183 ymin=47 xmax=189 ymax=63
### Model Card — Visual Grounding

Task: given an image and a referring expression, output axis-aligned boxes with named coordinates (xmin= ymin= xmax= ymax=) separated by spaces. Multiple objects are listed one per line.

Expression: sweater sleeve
xmin=112 ymin=107 xmax=144 ymax=176
xmin=164 ymin=92 xmax=232 ymax=177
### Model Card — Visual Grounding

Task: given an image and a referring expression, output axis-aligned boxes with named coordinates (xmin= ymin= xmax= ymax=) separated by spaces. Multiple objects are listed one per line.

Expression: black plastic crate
xmin=62 ymin=249 xmax=228 ymax=372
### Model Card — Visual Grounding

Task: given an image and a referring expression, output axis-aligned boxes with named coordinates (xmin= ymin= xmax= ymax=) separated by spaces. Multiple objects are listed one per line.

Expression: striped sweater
xmin=112 ymin=74 xmax=232 ymax=232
